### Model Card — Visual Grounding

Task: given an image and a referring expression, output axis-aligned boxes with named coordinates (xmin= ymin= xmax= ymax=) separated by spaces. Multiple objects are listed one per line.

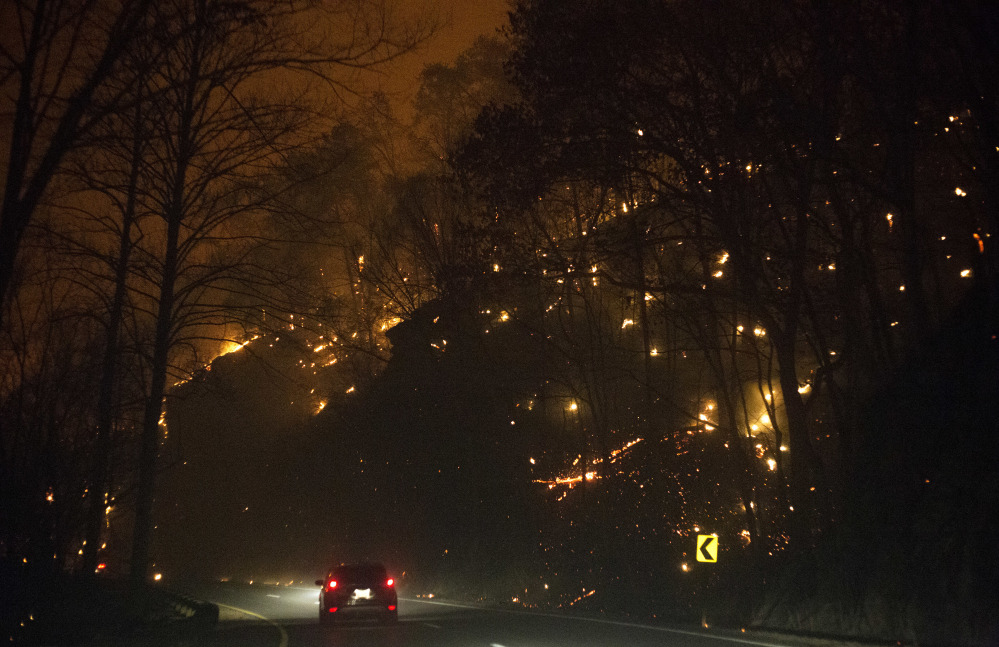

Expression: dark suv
xmin=316 ymin=562 xmax=398 ymax=625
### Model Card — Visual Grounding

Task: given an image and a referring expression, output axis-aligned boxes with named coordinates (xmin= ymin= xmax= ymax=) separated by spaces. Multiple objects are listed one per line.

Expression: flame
xmin=215 ymin=335 xmax=259 ymax=360
xmin=537 ymin=471 xmax=596 ymax=488
xmin=534 ymin=439 xmax=642 ymax=490
xmin=217 ymin=340 xmax=247 ymax=356
xmin=566 ymin=589 xmax=597 ymax=606
xmin=380 ymin=316 xmax=403 ymax=331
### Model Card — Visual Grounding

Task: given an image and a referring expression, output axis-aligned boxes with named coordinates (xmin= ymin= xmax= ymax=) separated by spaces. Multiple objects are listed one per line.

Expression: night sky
xmin=354 ymin=0 xmax=511 ymax=112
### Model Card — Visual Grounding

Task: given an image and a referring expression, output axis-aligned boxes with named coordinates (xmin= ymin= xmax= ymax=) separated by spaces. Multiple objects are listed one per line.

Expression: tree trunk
xmin=129 ymin=57 xmax=197 ymax=589
xmin=129 ymin=205 xmax=180 ymax=590
xmin=82 ymin=98 xmax=144 ymax=576
xmin=772 ymin=329 xmax=825 ymax=543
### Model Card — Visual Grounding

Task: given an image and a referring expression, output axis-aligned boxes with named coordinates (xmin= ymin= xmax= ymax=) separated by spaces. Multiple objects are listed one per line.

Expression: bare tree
xmin=118 ymin=0 xmax=434 ymax=588
xmin=0 ymin=0 xmax=164 ymax=323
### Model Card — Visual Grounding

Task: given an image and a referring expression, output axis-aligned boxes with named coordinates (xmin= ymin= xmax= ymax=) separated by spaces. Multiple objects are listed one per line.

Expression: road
xmin=180 ymin=581 xmax=807 ymax=647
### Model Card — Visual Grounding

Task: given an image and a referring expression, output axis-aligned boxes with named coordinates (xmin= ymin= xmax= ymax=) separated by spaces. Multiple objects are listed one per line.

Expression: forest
xmin=2 ymin=1 xmax=997 ymax=645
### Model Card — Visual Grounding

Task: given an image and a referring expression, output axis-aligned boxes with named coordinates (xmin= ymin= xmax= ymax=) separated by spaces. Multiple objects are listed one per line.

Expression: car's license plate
xmin=353 ymin=588 xmax=372 ymax=599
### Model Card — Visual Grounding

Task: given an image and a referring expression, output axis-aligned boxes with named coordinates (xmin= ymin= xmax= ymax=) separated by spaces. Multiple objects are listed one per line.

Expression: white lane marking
xmin=490 ymin=644 xmax=507 ymax=647
xmin=423 ymin=622 xmax=441 ymax=629
xmin=401 ymin=597 xmax=798 ymax=647
xmin=217 ymin=602 xmax=288 ymax=647
xmin=266 ymin=594 xmax=280 ymax=598
xmin=405 ymin=598 xmax=477 ymax=610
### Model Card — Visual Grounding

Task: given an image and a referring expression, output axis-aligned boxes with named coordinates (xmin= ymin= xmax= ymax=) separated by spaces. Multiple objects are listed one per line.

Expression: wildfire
xmin=534 ymin=438 xmax=642 ymax=489
xmin=216 ymin=335 xmax=261 ymax=359
xmin=380 ymin=316 xmax=403 ymax=331
xmin=538 ymin=471 xmax=598 ymax=489
xmin=565 ymin=588 xmax=597 ymax=606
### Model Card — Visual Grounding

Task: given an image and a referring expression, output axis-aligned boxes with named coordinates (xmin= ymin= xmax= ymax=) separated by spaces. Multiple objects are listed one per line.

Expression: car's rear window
xmin=331 ymin=563 xmax=386 ymax=582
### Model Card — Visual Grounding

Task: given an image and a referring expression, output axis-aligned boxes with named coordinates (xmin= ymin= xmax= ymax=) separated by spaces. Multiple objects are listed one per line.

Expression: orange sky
xmin=429 ymin=0 xmax=512 ymax=62
xmin=365 ymin=0 xmax=513 ymax=111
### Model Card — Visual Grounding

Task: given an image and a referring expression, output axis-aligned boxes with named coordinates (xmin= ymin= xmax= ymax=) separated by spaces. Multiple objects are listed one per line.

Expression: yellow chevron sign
xmin=696 ymin=534 xmax=718 ymax=562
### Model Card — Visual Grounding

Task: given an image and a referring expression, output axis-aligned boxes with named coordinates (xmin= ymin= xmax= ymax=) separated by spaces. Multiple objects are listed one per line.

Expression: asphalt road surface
xmin=181 ymin=581 xmax=808 ymax=647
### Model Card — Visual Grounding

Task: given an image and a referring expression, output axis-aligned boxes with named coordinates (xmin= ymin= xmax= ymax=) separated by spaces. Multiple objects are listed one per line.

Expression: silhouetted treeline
xmin=331 ymin=0 xmax=998 ymax=642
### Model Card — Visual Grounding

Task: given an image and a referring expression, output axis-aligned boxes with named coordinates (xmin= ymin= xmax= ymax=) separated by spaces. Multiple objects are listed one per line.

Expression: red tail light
xmin=386 ymin=578 xmax=395 ymax=587
xmin=328 ymin=607 xmax=338 ymax=613
xmin=387 ymin=604 xmax=397 ymax=611
xmin=326 ymin=579 xmax=338 ymax=591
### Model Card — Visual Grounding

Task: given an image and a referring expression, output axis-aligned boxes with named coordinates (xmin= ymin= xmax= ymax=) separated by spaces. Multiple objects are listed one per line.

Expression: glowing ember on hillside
xmin=533 ymin=438 xmax=643 ymax=489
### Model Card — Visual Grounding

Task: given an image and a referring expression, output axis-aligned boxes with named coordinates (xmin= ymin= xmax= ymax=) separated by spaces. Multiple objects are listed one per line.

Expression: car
xmin=315 ymin=562 xmax=398 ymax=625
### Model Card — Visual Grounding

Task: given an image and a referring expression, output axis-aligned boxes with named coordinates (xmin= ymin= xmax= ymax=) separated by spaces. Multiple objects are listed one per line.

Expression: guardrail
xmin=161 ymin=591 xmax=220 ymax=626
